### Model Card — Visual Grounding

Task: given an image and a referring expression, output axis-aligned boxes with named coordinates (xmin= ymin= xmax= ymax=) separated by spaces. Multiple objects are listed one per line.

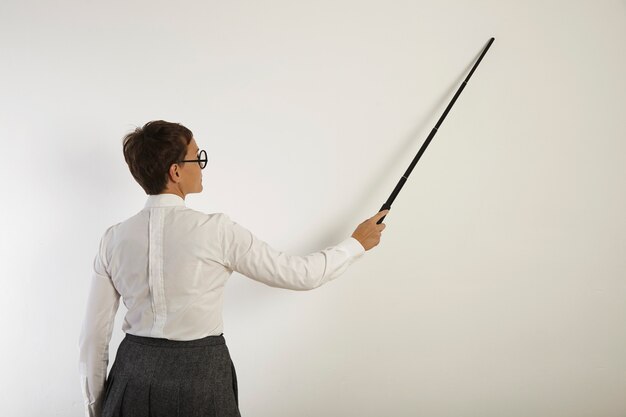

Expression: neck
xmin=161 ymin=185 xmax=185 ymax=200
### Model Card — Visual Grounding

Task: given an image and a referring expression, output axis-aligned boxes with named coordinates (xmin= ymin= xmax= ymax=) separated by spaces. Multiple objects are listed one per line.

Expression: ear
xmin=168 ymin=163 xmax=180 ymax=182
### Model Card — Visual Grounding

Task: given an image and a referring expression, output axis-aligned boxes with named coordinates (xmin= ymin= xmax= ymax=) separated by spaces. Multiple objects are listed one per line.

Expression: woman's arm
xmin=78 ymin=229 xmax=120 ymax=417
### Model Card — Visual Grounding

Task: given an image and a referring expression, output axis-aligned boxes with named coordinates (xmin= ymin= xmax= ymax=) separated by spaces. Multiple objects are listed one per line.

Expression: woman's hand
xmin=351 ymin=209 xmax=389 ymax=251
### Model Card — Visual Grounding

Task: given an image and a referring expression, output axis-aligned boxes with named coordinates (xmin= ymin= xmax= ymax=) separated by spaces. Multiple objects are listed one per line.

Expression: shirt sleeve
xmin=78 ymin=227 xmax=120 ymax=417
xmin=219 ymin=213 xmax=366 ymax=291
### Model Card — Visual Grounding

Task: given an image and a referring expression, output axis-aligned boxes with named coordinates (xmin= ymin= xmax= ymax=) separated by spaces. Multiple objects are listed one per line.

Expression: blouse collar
xmin=144 ymin=193 xmax=186 ymax=208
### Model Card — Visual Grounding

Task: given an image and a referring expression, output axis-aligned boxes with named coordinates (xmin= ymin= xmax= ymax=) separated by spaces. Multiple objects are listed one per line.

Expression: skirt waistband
xmin=124 ymin=332 xmax=226 ymax=348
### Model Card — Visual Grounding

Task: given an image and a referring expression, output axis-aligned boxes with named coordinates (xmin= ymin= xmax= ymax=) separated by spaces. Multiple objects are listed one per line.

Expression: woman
xmin=78 ymin=120 xmax=389 ymax=417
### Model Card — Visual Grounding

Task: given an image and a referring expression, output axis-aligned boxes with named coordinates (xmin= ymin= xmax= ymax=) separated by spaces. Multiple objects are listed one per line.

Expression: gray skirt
xmin=101 ymin=332 xmax=241 ymax=417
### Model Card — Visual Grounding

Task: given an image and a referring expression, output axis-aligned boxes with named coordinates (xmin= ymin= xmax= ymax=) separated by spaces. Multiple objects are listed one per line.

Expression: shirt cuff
xmin=338 ymin=236 xmax=366 ymax=257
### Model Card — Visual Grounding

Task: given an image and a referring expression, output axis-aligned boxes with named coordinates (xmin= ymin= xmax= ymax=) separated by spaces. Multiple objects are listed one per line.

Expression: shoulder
xmin=102 ymin=221 xmax=122 ymax=241
xmin=174 ymin=208 xmax=234 ymax=230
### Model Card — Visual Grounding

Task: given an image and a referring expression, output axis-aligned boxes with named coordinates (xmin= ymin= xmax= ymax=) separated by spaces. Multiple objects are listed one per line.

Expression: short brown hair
xmin=122 ymin=120 xmax=193 ymax=195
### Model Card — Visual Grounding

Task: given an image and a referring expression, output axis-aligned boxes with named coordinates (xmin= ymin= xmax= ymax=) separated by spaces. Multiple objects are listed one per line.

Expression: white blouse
xmin=78 ymin=193 xmax=366 ymax=417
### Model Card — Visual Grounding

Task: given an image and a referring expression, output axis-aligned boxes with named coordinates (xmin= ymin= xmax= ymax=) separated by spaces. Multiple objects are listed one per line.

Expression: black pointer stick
xmin=376 ymin=37 xmax=495 ymax=225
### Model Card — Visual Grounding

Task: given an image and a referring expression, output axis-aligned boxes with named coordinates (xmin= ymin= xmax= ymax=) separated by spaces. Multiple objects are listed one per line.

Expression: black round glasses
xmin=178 ymin=149 xmax=208 ymax=169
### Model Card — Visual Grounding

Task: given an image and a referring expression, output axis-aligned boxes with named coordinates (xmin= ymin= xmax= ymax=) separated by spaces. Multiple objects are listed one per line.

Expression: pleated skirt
xmin=101 ymin=332 xmax=241 ymax=417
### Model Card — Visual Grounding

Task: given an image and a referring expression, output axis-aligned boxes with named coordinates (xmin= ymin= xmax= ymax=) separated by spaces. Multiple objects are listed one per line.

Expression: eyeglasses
xmin=178 ymin=149 xmax=208 ymax=169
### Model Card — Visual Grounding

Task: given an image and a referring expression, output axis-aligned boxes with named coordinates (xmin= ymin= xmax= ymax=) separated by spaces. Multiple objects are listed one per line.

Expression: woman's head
xmin=122 ymin=120 xmax=203 ymax=197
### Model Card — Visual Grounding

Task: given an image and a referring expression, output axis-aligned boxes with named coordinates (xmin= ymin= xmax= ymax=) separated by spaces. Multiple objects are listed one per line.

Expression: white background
xmin=1 ymin=1 xmax=625 ymax=416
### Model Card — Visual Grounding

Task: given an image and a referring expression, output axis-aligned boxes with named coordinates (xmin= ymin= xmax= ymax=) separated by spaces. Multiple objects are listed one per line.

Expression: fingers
xmin=372 ymin=209 xmax=390 ymax=220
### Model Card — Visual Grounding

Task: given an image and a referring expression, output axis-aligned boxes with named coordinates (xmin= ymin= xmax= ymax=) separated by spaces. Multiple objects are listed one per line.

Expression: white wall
xmin=1 ymin=0 xmax=625 ymax=416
